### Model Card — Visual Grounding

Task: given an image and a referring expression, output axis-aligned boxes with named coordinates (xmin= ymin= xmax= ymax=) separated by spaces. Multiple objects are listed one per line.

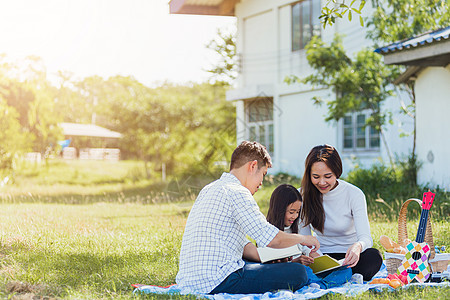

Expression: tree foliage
xmin=285 ymin=35 xmax=398 ymax=165
xmin=286 ymin=36 xmax=397 ymax=124
xmin=0 ymin=52 xmax=235 ymax=181
xmin=206 ymin=29 xmax=238 ymax=86
xmin=286 ymin=0 xmax=449 ymax=170
xmin=0 ymin=55 xmax=62 ymax=175
xmin=0 ymin=99 xmax=29 ymax=176
xmin=98 ymin=77 xmax=236 ymax=177
xmin=367 ymin=0 xmax=450 ymax=46
xmin=320 ymin=0 xmax=366 ymax=28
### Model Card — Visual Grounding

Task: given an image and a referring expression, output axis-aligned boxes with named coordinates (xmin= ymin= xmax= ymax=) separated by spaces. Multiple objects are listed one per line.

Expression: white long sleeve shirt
xmin=298 ymin=179 xmax=373 ymax=253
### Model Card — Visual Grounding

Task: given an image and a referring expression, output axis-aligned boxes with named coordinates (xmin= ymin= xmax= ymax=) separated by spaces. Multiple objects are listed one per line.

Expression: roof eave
xmin=393 ymin=66 xmax=423 ymax=85
xmin=169 ymin=0 xmax=237 ymax=16
xmin=382 ymin=39 xmax=450 ymax=67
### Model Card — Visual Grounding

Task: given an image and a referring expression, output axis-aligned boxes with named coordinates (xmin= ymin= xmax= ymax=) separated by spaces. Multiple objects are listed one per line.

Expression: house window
xmin=292 ymin=0 xmax=321 ymax=51
xmin=246 ymin=98 xmax=274 ymax=155
xmin=343 ymin=112 xmax=380 ymax=151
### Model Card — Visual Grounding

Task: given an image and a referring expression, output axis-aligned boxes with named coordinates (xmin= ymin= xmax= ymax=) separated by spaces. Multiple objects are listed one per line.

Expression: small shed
xmin=375 ymin=26 xmax=450 ymax=190
xmin=59 ymin=122 xmax=122 ymax=161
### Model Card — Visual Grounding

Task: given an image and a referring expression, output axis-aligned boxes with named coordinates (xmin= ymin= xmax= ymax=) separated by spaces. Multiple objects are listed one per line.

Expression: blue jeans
xmin=209 ymin=261 xmax=308 ymax=294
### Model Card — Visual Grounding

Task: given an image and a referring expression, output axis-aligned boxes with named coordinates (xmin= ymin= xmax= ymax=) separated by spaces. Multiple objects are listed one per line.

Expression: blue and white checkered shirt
xmin=176 ymin=172 xmax=279 ymax=293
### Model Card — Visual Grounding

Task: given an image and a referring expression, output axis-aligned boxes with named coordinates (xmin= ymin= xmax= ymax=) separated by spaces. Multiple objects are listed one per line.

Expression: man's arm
xmin=267 ymin=231 xmax=320 ymax=253
xmin=242 ymin=242 xmax=261 ymax=262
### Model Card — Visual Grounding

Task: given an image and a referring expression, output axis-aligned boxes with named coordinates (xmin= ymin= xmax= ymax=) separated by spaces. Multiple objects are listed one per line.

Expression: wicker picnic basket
xmin=384 ymin=198 xmax=448 ymax=274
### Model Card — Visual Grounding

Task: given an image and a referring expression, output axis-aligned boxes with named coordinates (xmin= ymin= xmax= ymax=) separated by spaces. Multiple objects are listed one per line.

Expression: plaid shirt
xmin=176 ymin=172 xmax=279 ymax=293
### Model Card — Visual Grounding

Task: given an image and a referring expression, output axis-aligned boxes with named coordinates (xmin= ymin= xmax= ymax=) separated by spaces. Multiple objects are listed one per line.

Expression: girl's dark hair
xmin=300 ymin=145 xmax=342 ymax=233
xmin=266 ymin=184 xmax=302 ymax=233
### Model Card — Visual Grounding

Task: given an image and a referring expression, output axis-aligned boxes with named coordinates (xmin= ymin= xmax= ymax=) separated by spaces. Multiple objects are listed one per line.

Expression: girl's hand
xmin=292 ymin=255 xmax=314 ymax=266
xmin=343 ymin=242 xmax=362 ymax=267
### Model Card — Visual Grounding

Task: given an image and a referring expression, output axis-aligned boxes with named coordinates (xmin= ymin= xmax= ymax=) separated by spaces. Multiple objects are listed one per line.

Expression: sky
xmin=0 ymin=0 xmax=236 ymax=86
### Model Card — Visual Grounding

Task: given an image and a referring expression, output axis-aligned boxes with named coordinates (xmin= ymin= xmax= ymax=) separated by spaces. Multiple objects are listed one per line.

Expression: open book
xmin=256 ymin=244 xmax=303 ymax=263
xmin=309 ymin=254 xmax=345 ymax=274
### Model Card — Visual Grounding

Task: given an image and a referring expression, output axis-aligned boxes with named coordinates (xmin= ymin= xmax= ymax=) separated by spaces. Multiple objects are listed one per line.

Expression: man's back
xmin=176 ymin=172 xmax=278 ymax=293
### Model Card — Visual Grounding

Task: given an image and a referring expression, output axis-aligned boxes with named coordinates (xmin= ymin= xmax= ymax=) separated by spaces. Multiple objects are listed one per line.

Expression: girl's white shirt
xmin=298 ymin=179 xmax=373 ymax=253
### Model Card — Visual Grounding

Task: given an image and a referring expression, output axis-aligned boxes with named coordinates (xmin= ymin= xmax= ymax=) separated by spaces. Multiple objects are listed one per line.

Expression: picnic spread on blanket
xmin=133 ymin=191 xmax=449 ymax=298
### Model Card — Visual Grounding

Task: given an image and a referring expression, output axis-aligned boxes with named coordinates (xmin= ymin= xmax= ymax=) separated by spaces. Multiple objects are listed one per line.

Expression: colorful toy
xmin=397 ymin=191 xmax=435 ymax=283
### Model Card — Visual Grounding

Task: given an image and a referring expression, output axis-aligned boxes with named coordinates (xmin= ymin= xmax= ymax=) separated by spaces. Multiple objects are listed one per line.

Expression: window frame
xmin=245 ymin=98 xmax=274 ymax=156
xmin=291 ymin=0 xmax=322 ymax=52
xmin=340 ymin=110 xmax=381 ymax=153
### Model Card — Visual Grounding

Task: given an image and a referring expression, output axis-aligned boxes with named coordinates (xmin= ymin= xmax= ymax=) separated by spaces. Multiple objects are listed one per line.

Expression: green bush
xmin=344 ymin=154 xmax=449 ymax=220
xmin=264 ymin=172 xmax=301 ymax=186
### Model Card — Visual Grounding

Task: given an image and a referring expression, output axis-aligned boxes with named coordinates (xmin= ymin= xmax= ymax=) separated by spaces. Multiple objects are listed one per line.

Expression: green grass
xmin=0 ymin=160 xmax=448 ymax=299
xmin=1 ymin=159 xmax=205 ymax=205
xmin=0 ymin=201 xmax=448 ymax=299
xmin=0 ymin=202 xmax=187 ymax=298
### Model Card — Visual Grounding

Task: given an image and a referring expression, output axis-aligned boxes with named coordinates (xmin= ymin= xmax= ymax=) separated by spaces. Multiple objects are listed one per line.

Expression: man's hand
xmin=342 ymin=242 xmax=362 ymax=267
xmin=299 ymin=235 xmax=320 ymax=253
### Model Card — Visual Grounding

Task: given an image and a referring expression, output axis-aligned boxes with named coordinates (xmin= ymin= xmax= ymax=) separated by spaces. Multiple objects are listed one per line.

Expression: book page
xmin=256 ymin=244 xmax=302 ymax=263
xmin=309 ymin=254 xmax=345 ymax=274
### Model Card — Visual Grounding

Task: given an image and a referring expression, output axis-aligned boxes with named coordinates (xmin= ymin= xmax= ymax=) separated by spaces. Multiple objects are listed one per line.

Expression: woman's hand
xmin=343 ymin=242 xmax=362 ymax=267
xmin=292 ymin=255 xmax=314 ymax=266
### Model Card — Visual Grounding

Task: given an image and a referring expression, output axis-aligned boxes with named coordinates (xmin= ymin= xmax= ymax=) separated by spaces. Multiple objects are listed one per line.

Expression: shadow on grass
xmin=0 ymin=173 xmax=223 ymax=206
xmin=2 ymin=243 xmax=182 ymax=298
xmin=0 ymin=182 xmax=203 ymax=205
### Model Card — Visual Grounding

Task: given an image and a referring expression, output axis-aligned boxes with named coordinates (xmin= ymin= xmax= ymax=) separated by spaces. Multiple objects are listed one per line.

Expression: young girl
xmin=266 ymin=184 xmax=314 ymax=265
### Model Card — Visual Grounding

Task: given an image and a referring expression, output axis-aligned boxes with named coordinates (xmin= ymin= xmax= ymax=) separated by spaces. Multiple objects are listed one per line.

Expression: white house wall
xmin=232 ymin=0 xmax=414 ymax=178
xmin=277 ymin=89 xmax=337 ymax=175
xmin=415 ymin=66 xmax=450 ymax=190
xmin=241 ymin=9 xmax=277 ymax=86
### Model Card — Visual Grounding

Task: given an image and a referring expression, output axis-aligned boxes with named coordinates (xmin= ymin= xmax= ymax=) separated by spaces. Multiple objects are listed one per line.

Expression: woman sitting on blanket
xmin=298 ymin=144 xmax=382 ymax=281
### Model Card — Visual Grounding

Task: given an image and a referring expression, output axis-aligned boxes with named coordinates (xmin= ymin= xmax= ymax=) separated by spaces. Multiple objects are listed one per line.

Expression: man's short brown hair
xmin=230 ymin=141 xmax=272 ymax=170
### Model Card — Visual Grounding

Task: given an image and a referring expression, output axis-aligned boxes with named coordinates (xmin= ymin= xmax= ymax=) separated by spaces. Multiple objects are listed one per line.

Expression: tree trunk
xmin=380 ymin=127 xmax=395 ymax=169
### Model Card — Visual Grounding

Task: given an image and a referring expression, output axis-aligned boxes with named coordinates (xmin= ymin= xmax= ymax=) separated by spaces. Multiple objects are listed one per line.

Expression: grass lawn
xmin=0 ymin=160 xmax=448 ymax=299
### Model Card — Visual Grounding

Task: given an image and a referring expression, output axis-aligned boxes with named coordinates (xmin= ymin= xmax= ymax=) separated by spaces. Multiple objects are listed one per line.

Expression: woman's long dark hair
xmin=266 ymin=184 xmax=302 ymax=233
xmin=300 ymin=145 xmax=342 ymax=233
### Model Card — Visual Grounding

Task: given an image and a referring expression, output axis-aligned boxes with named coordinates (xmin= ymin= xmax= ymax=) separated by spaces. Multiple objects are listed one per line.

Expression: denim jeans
xmin=209 ymin=261 xmax=308 ymax=294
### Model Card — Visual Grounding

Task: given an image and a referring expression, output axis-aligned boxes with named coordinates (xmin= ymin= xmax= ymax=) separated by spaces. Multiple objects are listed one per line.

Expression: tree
xmin=367 ymin=0 xmax=450 ymax=46
xmin=286 ymin=0 xmax=450 ymax=180
xmin=96 ymin=76 xmax=236 ymax=179
xmin=75 ymin=75 xmax=108 ymax=124
xmin=320 ymin=0 xmax=366 ymax=28
xmin=0 ymin=55 xmax=62 ymax=158
xmin=206 ymin=28 xmax=238 ymax=86
xmin=0 ymin=99 xmax=29 ymax=179
xmin=285 ymin=35 xmax=399 ymax=166
xmin=54 ymin=70 xmax=88 ymax=123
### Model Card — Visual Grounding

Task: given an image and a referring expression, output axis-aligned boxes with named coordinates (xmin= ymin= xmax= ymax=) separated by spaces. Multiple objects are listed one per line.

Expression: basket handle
xmin=397 ymin=198 xmax=435 ymax=259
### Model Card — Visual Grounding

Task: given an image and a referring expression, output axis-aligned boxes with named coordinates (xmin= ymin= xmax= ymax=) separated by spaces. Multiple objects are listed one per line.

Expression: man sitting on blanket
xmin=176 ymin=141 xmax=320 ymax=294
